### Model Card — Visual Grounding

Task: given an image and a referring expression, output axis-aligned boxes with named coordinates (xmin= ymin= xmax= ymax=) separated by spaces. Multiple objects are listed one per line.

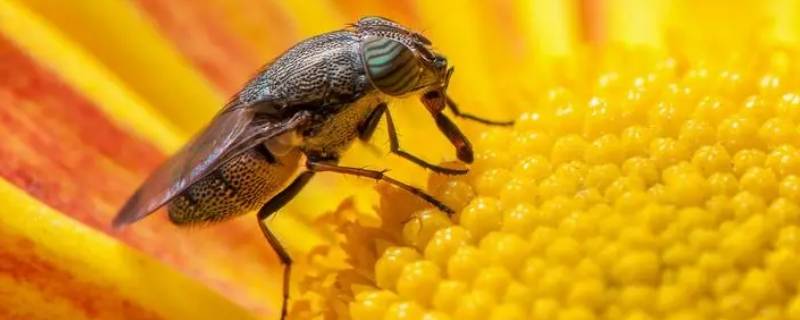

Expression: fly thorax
xmin=265 ymin=130 xmax=302 ymax=157
xmin=300 ymin=94 xmax=382 ymax=157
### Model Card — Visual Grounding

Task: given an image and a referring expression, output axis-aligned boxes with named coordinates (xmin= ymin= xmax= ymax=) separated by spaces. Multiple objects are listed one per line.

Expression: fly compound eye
xmin=362 ymin=37 xmax=422 ymax=96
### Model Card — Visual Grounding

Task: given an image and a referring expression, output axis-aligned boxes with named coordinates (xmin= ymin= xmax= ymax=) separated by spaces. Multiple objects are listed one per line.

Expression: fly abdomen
xmin=168 ymin=147 xmax=302 ymax=225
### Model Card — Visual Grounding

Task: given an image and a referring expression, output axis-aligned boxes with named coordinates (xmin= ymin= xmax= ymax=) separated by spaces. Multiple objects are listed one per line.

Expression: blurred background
xmin=0 ymin=0 xmax=799 ymax=319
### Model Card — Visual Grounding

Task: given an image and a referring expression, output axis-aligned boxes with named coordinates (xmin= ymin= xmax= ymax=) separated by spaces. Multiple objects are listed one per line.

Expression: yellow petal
xmin=18 ymin=0 xmax=224 ymax=133
xmin=0 ymin=179 xmax=255 ymax=319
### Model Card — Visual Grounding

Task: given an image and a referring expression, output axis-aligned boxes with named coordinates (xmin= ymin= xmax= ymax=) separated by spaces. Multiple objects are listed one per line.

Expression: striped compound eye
xmin=362 ymin=37 xmax=423 ymax=96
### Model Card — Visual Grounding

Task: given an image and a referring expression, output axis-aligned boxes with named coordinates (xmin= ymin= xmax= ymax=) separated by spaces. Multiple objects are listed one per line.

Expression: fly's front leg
xmin=358 ymin=103 xmax=386 ymax=141
xmin=358 ymin=103 xmax=468 ymax=175
xmin=356 ymin=103 xmax=386 ymax=156
xmin=384 ymin=107 xmax=469 ymax=175
xmin=306 ymin=159 xmax=455 ymax=215
xmin=445 ymin=95 xmax=515 ymax=126
xmin=257 ymin=171 xmax=315 ymax=320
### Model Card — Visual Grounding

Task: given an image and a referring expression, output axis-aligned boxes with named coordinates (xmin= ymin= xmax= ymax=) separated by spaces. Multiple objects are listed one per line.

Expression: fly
xmin=112 ymin=16 xmax=513 ymax=319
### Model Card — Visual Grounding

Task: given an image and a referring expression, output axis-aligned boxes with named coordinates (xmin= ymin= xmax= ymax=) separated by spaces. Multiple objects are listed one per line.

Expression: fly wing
xmin=112 ymin=100 xmax=309 ymax=228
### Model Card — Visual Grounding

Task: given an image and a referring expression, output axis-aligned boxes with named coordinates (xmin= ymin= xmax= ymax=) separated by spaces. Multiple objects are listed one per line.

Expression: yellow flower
xmin=1 ymin=0 xmax=800 ymax=320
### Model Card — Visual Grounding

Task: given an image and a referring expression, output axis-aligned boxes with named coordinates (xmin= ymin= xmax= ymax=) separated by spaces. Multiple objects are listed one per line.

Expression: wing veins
xmin=112 ymin=101 xmax=311 ymax=228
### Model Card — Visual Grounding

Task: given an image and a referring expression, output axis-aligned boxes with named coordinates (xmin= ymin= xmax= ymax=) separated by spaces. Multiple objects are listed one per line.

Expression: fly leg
xmin=358 ymin=103 xmax=469 ymax=175
xmin=256 ymin=171 xmax=315 ymax=320
xmin=445 ymin=95 xmax=515 ymax=126
xmin=384 ymin=107 xmax=469 ymax=175
xmin=306 ymin=159 xmax=455 ymax=215
xmin=356 ymin=102 xmax=386 ymax=157
xmin=358 ymin=103 xmax=386 ymax=141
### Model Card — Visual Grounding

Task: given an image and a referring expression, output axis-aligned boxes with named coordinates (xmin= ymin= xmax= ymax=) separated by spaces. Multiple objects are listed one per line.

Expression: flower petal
xmin=0 ymin=179 xmax=256 ymax=319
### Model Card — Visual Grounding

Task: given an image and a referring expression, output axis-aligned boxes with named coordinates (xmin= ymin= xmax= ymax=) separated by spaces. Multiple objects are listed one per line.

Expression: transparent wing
xmin=112 ymin=100 xmax=309 ymax=228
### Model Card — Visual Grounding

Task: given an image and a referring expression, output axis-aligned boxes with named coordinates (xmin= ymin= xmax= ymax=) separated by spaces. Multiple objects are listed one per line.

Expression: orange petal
xmin=0 ymin=179 xmax=256 ymax=320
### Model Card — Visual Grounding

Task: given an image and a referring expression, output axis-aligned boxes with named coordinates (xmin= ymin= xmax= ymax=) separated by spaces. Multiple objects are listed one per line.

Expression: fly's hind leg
xmin=257 ymin=171 xmax=315 ymax=320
